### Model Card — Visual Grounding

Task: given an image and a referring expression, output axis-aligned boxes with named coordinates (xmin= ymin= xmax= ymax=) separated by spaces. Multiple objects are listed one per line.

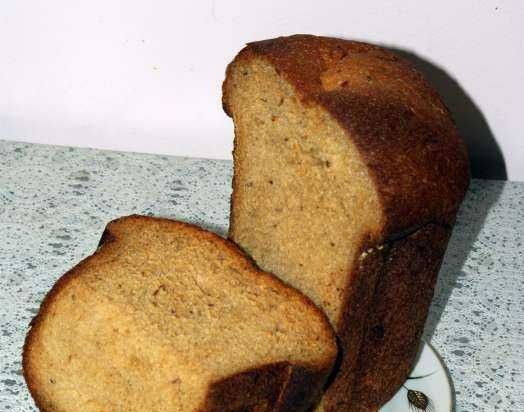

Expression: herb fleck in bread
xmin=223 ymin=35 xmax=469 ymax=412
xmin=23 ymin=215 xmax=337 ymax=412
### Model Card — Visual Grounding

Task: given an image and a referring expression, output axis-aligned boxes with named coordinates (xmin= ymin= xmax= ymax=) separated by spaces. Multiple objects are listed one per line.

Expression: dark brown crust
xmin=23 ymin=215 xmax=337 ymax=412
xmin=323 ymin=240 xmax=389 ymax=411
xmin=327 ymin=223 xmax=450 ymax=412
xmin=223 ymin=34 xmax=470 ymax=237
xmin=200 ymin=361 xmax=328 ymax=412
xmin=223 ymin=35 xmax=470 ymax=412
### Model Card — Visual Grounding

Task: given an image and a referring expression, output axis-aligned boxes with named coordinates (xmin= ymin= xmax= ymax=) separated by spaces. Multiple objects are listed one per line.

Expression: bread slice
xmin=223 ymin=35 xmax=469 ymax=412
xmin=23 ymin=215 xmax=337 ymax=412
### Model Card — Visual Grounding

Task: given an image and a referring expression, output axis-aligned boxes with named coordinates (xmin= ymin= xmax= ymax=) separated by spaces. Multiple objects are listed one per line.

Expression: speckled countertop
xmin=0 ymin=140 xmax=522 ymax=411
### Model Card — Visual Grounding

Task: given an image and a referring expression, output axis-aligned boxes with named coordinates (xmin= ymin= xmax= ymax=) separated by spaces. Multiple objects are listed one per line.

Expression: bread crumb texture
xmin=226 ymin=55 xmax=382 ymax=322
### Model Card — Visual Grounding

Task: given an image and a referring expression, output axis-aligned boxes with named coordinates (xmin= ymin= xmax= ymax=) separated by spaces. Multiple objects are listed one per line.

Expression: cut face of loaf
xmin=223 ymin=35 xmax=469 ymax=412
xmin=23 ymin=215 xmax=337 ymax=412
xmin=225 ymin=56 xmax=383 ymax=323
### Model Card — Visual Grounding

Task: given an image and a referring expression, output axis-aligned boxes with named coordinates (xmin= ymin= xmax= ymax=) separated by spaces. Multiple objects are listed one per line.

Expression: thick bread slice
xmin=223 ymin=35 xmax=469 ymax=412
xmin=23 ymin=215 xmax=337 ymax=412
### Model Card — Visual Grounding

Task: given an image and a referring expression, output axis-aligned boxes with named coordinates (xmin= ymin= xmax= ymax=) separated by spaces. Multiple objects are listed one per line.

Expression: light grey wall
xmin=1 ymin=1 xmax=521 ymax=180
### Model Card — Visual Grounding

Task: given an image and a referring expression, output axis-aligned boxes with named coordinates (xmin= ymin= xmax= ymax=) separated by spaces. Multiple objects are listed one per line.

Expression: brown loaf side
xmin=328 ymin=224 xmax=451 ymax=411
xmin=223 ymin=35 xmax=469 ymax=411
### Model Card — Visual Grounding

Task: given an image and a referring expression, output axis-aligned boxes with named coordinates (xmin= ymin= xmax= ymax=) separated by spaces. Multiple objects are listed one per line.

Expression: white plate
xmin=380 ymin=340 xmax=452 ymax=412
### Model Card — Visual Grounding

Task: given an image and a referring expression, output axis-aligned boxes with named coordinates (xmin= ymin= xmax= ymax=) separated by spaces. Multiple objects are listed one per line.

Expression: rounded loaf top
xmin=223 ymin=34 xmax=470 ymax=238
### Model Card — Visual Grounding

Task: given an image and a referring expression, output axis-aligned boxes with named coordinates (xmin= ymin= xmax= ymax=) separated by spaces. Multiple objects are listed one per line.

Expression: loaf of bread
xmin=223 ymin=35 xmax=469 ymax=412
xmin=23 ymin=215 xmax=337 ymax=412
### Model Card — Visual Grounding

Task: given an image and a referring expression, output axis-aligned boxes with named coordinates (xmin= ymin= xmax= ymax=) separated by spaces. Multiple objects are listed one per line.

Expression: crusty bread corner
xmin=23 ymin=215 xmax=337 ymax=412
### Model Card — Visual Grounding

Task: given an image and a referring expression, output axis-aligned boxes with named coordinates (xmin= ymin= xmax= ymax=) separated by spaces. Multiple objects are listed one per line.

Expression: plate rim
xmin=380 ymin=339 xmax=453 ymax=412
xmin=423 ymin=339 xmax=453 ymax=412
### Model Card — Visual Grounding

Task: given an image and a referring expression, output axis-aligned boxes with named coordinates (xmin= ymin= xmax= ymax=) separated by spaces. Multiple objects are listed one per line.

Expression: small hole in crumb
xmin=325 ymin=160 xmax=331 ymax=168
xmin=370 ymin=324 xmax=385 ymax=339
xmin=50 ymin=378 xmax=56 ymax=384
xmin=330 ymin=242 xmax=335 ymax=247
xmin=271 ymin=115 xmax=277 ymax=122
xmin=260 ymin=97 xmax=268 ymax=102
xmin=153 ymin=284 xmax=166 ymax=296
xmin=340 ymin=80 xmax=349 ymax=88
xmin=242 ymin=70 xmax=248 ymax=76
xmin=278 ymin=98 xmax=284 ymax=106
xmin=268 ymin=180 xmax=273 ymax=184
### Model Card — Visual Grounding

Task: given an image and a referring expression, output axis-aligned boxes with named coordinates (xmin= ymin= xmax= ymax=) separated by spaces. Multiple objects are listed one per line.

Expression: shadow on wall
xmin=387 ymin=47 xmax=507 ymax=180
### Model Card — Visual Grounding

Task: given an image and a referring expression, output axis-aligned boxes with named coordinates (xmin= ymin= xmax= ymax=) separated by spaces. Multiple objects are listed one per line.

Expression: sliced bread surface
xmin=23 ymin=215 xmax=337 ymax=412
xmin=223 ymin=35 xmax=469 ymax=412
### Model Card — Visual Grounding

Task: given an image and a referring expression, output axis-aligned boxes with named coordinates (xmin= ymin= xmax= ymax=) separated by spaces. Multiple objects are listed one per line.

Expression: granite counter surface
xmin=1 ymin=140 xmax=522 ymax=411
